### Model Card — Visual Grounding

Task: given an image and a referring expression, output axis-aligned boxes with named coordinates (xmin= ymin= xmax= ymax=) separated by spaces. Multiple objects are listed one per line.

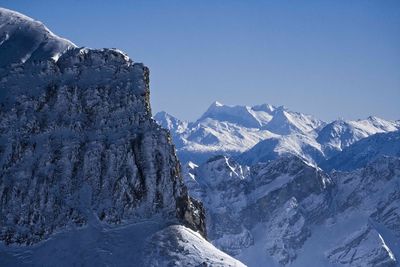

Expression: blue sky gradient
xmin=1 ymin=0 xmax=399 ymax=121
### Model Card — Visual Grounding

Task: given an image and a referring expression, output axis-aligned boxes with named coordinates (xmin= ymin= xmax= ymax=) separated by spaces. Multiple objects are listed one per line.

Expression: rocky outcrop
xmin=326 ymin=226 xmax=396 ymax=267
xmin=184 ymin=154 xmax=400 ymax=266
xmin=0 ymin=9 xmax=204 ymax=245
xmin=184 ymin=155 xmax=333 ymax=264
xmin=264 ymin=197 xmax=310 ymax=265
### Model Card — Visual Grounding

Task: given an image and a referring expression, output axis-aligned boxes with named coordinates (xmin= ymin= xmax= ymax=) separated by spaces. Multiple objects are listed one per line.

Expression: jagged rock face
xmin=371 ymin=190 xmax=400 ymax=237
xmin=326 ymin=226 xmax=396 ymax=267
xmin=242 ymin=157 xmax=332 ymax=227
xmin=0 ymin=45 xmax=203 ymax=244
xmin=264 ymin=198 xmax=311 ymax=265
xmin=184 ymin=156 xmax=333 ymax=264
xmin=184 ymin=155 xmax=400 ymax=266
xmin=328 ymin=157 xmax=400 ymax=267
xmin=331 ymin=156 xmax=400 ymax=214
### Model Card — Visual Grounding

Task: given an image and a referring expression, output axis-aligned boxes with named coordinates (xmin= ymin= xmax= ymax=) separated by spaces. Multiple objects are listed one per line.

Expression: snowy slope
xmin=237 ymin=133 xmax=325 ymax=166
xmin=0 ymin=220 xmax=244 ymax=267
xmin=323 ymin=130 xmax=400 ymax=171
xmin=317 ymin=117 xmax=399 ymax=158
xmin=263 ymin=106 xmax=324 ymax=135
xmin=199 ymin=101 xmax=273 ymax=128
xmin=184 ymin=155 xmax=400 ymax=267
xmin=154 ymin=111 xmax=188 ymax=133
xmin=153 ymin=111 xmax=188 ymax=147
xmin=0 ymin=8 xmax=75 ymax=68
xmin=145 ymin=225 xmax=245 ymax=267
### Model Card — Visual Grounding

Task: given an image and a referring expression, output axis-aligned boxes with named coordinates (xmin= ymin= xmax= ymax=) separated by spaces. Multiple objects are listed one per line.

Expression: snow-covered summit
xmin=196 ymin=101 xmax=324 ymax=135
xmin=317 ymin=116 xmax=399 ymax=158
xmin=264 ymin=106 xmax=325 ymax=135
xmin=156 ymin=101 xmax=399 ymax=166
xmin=198 ymin=101 xmax=274 ymax=128
xmin=153 ymin=110 xmax=188 ymax=133
xmin=155 ymin=101 xmax=327 ymax=164
xmin=0 ymin=8 xmax=75 ymax=67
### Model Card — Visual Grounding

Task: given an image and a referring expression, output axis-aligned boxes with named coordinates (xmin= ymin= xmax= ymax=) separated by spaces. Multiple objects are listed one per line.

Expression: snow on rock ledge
xmin=0 ymin=9 xmax=203 ymax=245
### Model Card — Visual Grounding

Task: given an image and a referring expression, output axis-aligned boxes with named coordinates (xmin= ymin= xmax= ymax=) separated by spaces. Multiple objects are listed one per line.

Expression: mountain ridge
xmin=155 ymin=101 xmax=399 ymax=166
xmin=183 ymin=154 xmax=400 ymax=266
xmin=0 ymin=8 xmax=75 ymax=68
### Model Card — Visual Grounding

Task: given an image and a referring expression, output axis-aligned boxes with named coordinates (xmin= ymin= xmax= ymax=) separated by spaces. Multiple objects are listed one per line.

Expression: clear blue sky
xmin=1 ymin=0 xmax=399 ymax=122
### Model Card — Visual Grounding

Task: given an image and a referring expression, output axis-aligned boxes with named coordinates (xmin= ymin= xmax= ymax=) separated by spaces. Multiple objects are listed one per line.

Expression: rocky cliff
xmin=0 ymin=7 xmax=205 ymax=246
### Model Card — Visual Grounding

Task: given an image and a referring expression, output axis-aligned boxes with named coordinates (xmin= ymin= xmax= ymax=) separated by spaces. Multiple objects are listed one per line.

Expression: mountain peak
xmin=0 ymin=7 xmax=75 ymax=67
xmin=154 ymin=111 xmax=181 ymax=123
xmin=367 ymin=115 xmax=379 ymax=121
xmin=276 ymin=105 xmax=288 ymax=111
xmin=213 ymin=100 xmax=224 ymax=107
xmin=199 ymin=101 xmax=262 ymax=128
xmin=264 ymin=107 xmax=324 ymax=135
xmin=252 ymin=103 xmax=276 ymax=113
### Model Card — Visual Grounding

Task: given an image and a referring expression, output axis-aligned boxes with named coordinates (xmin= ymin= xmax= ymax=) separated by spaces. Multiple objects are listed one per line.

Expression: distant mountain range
xmin=155 ymin=101 xmax=400 ymax=167
xmin=156 ymin=102 xmax=400 ymax=266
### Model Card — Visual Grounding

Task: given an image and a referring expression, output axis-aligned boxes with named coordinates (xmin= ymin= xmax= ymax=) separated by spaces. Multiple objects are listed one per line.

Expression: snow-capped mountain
xmin=263 ymin=106 xmax=324 ymax=135
xmin=155 ymin=102 xmax=399 ymax=166
xmin=0 ymin=8 xmax=75 ymax=68
xmin=155 ymin=102 xmax=327 ymax=164
xmin=317 ymin=117 xmax=399 ymax=158
xmin=199 ymin=101 xmax=274 ymax=128
xmin=184 ymin=155 xmax=400 ymax=266
xmin=323 ymin=130 xmax=400 ymax=171
xmin=237 ymin=133 xmax=325 ymax=166
xmin=0 ymin=8 xmax=244 ymax=266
